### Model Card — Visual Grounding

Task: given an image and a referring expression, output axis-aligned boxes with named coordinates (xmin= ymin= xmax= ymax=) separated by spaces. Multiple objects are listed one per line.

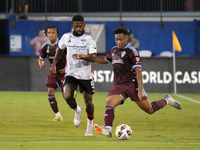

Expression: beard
xmin=73 ymin=30 xmax=85 ymax=36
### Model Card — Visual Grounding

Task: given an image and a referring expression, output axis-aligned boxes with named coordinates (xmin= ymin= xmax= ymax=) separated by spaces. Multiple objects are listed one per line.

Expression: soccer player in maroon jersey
xmin=38 ymin=26 xmax=67 ymax=121
xmin=73 ymin=26 xmax=182 ymax=138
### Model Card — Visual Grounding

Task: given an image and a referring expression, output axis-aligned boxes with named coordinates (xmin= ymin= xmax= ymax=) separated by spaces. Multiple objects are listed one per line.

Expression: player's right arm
xmin=38 ymin=58 xmax=46 ymax=69
xmin=38 ymin=43 xmax=47 ymax=69
xmin=73 ymin=54 xmax=108 ymax=64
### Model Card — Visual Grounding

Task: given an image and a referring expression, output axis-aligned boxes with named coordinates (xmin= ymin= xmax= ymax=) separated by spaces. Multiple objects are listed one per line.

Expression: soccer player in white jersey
xmin=50 ymin=15 xmax=97 ymax=136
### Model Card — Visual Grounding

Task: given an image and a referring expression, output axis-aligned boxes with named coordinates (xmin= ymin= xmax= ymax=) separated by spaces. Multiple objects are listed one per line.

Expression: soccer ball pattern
xmin=115 ymin=124 xmax=132 ymax=140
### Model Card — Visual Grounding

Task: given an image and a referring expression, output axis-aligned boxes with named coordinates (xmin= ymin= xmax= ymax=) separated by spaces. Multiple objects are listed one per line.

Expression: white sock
xmin=87 ymin=118 xmax=93 ymax=125
xmin=74 ymin=105 xmax=81 ymax=113
xmin=165 ymin=99 xmax=169 ymax=105
xmin=105 ymin=126 xmax=112 ymax=131
xmin=87 ymin=119 xmax=93 ymax=132
xmin=55 ymin=111 xmax=61 ymax=117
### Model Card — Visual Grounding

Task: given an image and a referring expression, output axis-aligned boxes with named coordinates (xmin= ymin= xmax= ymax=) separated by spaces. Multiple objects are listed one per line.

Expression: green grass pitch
xmin=0 ymin=92 xmax=200 ymax=150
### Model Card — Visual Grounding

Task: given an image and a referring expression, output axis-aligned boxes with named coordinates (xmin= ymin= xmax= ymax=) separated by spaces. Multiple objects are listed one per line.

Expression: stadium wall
xmin=8 ymin=15 xmax=200 ymax=56
xmin=0 ymin=56 xmax=199 ymax=93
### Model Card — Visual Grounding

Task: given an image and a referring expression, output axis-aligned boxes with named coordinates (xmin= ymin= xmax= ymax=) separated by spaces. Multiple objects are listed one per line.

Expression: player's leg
xmin=63 ymin=83 xmax=78 ymax=106
xmin=135 ymin=98 xmax=155 ymax=114
xmin=48 ymin=87 xmax=63 ymax=121
xmin=105 ymin=95 xmax=124 ymax=129
xmin=135 ymin=95 xmax=182 ymax=114
xmin=132 ymin=86 xmax=181 ymax=113
xmin=94 ymin=95 xmax=123 ymax=138
xmin=82 ymin=91 xmax=94 ymax=136
xmin=79 ymin=79 xmax=95 ymax=136
xmin=46 ymin=73 xmax=63 ymax=121
xmin=63 ymin=83 xmax=82 ymax=127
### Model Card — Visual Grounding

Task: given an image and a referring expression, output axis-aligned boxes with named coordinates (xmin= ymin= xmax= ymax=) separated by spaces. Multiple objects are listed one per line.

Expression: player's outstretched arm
xmin=73 ymin=53 xmax=108 ymax=64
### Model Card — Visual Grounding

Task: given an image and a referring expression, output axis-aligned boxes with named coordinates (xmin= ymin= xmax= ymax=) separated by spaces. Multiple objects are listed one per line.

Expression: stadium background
xmin=0 ymin=0 xmax=200 ymax=93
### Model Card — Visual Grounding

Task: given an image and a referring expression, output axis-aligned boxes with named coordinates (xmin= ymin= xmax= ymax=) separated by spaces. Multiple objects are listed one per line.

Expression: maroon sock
xmin=48 ymin=95 xmax=58 ymax=113
xmin=87 ymin=114 xmax=94 ymax=120
xmin=104 ymin=106 xmax=114 ymax=127
xmin=151 ymin=99 xmax=167 ymax=113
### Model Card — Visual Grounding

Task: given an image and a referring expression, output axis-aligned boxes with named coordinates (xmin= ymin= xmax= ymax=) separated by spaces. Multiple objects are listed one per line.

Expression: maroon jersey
xmin=105 ymin=43 xmax=141 ymax=85
xmin=40 ymin=38 xmax=67 ymax=74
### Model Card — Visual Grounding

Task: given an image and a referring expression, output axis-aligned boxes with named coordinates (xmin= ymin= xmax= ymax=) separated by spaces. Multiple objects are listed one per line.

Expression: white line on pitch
xmin=175 ymin=94 xmax=200 ymax=104
xmin=0 ymin=141 xmax=200 ymax=145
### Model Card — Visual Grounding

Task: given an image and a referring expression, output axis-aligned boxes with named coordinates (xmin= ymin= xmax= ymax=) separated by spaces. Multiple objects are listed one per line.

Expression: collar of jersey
xmin=117 ymin=43 xmax=131 ymax=49
xmin=47 ymin=38 xmax=59 ymax=46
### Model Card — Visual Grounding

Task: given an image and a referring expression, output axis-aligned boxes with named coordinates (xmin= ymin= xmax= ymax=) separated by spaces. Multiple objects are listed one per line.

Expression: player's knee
xmin=144 ymin=108 xmax=154 ymax=114
xmin=63 ymin=91 xmax=72 ymax=100
xmin=48 ymin=88 xmax=55 ymax=95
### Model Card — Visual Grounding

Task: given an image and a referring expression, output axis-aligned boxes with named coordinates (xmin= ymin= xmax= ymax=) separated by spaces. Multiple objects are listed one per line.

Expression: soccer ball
xmin=115 ymin=124 xmax=132 ymax=140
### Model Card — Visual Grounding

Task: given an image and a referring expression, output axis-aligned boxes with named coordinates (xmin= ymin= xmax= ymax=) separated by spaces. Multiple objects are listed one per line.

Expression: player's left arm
xmin=50 ymin=47 xmax=64 ymax=74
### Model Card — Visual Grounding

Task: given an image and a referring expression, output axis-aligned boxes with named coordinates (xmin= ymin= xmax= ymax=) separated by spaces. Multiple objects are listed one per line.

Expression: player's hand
xmin=58 ymin=68 xmax=65 ymax=75
xmin=39 ymin=64 xmax=46 ymax=69
xmin=50 ymin=65 xmax=56 ymax=74
xmin=72 ymin=54 xmax=88 ymax=60
xmin=72 ymin=54 xmax=81 ymax=59
xmin=138 ymin=91 xmax=147 ymax=101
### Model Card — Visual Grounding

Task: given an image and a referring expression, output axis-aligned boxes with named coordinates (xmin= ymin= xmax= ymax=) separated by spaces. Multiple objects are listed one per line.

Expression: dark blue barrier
xmin=9 ymin=15 xmax=200 ymax=56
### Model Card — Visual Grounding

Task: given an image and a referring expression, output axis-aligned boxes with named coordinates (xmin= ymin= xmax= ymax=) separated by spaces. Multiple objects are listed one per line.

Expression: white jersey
xmin=58 ymin=31 xmax=97 ymax=80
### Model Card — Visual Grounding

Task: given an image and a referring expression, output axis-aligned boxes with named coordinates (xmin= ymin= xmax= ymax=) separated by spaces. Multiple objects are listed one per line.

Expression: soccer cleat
xmin=164 ymin=95 xmax=182 ymax=110
xmin=85 ymin=130 xmax=93 ymax=136
xmin=94 ymin=124 xmax=112 ymax=138
xmin=74 ymin=105 xmax=82 ymax=127
xmin=52 ymin=116 xmax=63 ymax=121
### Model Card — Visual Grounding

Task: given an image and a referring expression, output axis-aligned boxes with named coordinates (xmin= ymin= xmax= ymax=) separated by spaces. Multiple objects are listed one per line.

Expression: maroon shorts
xmin=107 ymin=82 xmax=147 ymax=103
xmin=46 ymin=72 xmax=65 ymax=91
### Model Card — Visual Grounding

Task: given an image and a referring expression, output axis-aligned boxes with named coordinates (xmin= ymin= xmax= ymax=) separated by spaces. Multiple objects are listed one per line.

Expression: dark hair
xmin=113 ymin=27 xmax=128 ymax=35
xmin=127 ymin=29 xmax=133 ymax=35
xmin=45 ymin=26 xmax=59 ymax=36
xmin=72 ymin=15 xmax=84 ymax=22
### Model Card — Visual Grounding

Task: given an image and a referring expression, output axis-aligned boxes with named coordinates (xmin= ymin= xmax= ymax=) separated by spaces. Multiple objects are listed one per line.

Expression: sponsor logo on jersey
xmin=112 ymin=59 xmax=124 ymax=64
xmin=48 ymin=56 xmax=55 ymax=59
xmin=81 ymin=39 xmax=86 ymax=44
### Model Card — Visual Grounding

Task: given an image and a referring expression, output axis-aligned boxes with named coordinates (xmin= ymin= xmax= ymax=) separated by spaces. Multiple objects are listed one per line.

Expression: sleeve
xmin=130 ymin=50 xmax=142 ymax=71
xmin=39 ymin=44 xmax=47 ymax=60
xmin=105 ymin=48 xmax=113 ymax=63
xmin=88 ymin=35 xmax=97 ymax=54
xmin=58 ymin=34 xmax=67 ymax=50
